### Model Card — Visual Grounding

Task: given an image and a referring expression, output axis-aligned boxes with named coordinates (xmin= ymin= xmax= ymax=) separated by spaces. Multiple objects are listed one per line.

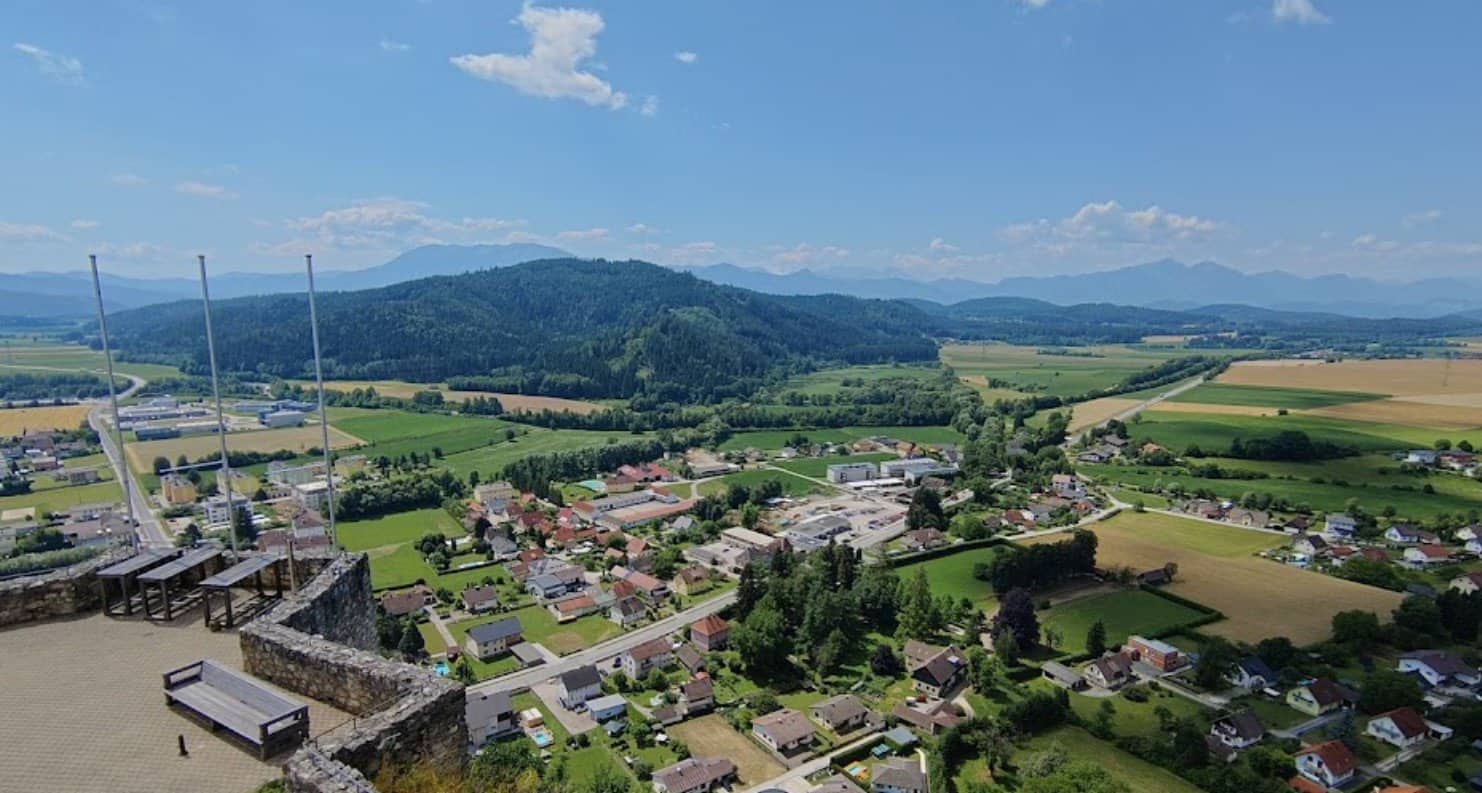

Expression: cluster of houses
xmin=1398 ymin=448 xmax=1477 ymax=473
xmin=1 ymin=430 xmax=120 ymax=552
xmin=1043 ymin=635 xmax=1189 ymax=694
xmin=1076 ymin=433 xmax=1129 ymax=464
xmin=1284 ymin=511 xmax=1482 ymax=581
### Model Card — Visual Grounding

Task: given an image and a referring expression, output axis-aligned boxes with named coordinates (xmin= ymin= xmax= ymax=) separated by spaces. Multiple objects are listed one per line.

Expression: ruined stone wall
xmin=0 ymin=550 xmax=125 ymax=628
xmin=240 ymin=551 xmax=467 ymax=790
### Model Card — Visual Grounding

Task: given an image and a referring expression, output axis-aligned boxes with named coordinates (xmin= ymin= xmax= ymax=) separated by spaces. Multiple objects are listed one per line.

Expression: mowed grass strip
xmin=337 ymin=508 xmax=465 ymax=552
xmin=893 ymin=545 xmax=1005 ymax=609
xmin=1041 ymin=589 xmax=1207 ymax=655
xmin=716 ymin=425 xmax=965 ymax=452
xmin=1029 ymin=512 xmax=1402 ymax=644
xmin=697 ymin=468 xmax=821 ymax=498
xmin=772 ymin=452 xmax=896 ymax=478
xmin=0 ymin=480 xmax=124 ymax=515
xmin=1129 ymin=408 xmax=1482 ymax=452
xmin=1169 ymin=382 xmax=1386 ymax=409
xmin=437 ymin=429 xmax=640 ymax=476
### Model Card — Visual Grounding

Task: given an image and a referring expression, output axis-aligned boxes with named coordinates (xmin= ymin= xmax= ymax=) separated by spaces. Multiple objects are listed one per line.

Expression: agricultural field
xmin=1040 ymin=589 xmax=1208 ymax=656
xmin=696 ymin=468 xmax=822 ymax=498
xmin=1213 ymin=358 xmax=1482 ymax=431
xmin=124 ymin=425 xmax=361 ymax=472
xmin=300 ymin=379 xmax=606 ymax=415
xmin=716 ymin=425 xmax=965 ymax=452
xmin=1065 ymin=397 xmax=1140 ymax=434
xmin=336 ymin=508 xmax=465 ymax=553
xmin=1029 ymin=512 xmax=1403 ymax=644
xmin=436 ymin=428 xmax=641 ymax=477
xmin=893 ymin=545 xmax=1006 ymax=609
xmin=772 ymin=452 xmax=897 ymax=478
xmin=0 ymin=344 xmax=183 ymax=380
xmin=1125 ymin=408 xmax=1482 ymax=454
xmin=329 ymin=408 xmax=521 ymax=459
xmin=667 ymin=714 xmax=784 ymax=786
xmin=772 ymin=364 xmax=943 ymax=397
xmin=0 ymin=480 xmax=123 ymax=515
xmin=0 ymin=404 xmax=93 ymax=435
xmin=1167 ymin=382 xmax=1384 ymax=410
xmin=939 ymin=343 xmax=1192 ymax=398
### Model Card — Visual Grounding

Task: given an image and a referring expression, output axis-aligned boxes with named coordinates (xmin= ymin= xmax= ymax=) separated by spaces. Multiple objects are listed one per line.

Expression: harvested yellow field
xmin=300 ymin=379 xmax=605 ymax=415
xmin=1068 ymin=398 xmax=1140 ymax=433
xmin=1220 ymin=358 xmax=1482 ymax=397
xmin=1028 ymin=512 xmax=1404 ymax=645
xmin=668 ymin=715 xmax=783 ymax=785
xmin=1142 ymin=334 xmax=1195 ymax=344
xmin=1145 ymin=401 xmax=1279 ymax=418
xmin=0 ymin=404 xmax=92 ymax=435
xmin=959 ymin=375 xmax=1031 ymax=403
xmin=125 ymin=425 xmax=360 ymax=471
xmin=1307 ymin=399 xmax=1482 ymax=430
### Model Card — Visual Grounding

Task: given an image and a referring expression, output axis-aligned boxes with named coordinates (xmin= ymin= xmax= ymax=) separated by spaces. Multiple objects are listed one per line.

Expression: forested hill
xmin=103 ymin=258 xmax=944 ymax=402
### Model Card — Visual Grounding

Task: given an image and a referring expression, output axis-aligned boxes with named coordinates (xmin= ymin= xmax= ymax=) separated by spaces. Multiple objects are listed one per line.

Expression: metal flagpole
xmin=304 ymin=254 xmax=338 ymax=547
xmin=197 ymin=255 xmax=239 ymax=556
xmin=88 ymin=255 xmax=139 ymax=550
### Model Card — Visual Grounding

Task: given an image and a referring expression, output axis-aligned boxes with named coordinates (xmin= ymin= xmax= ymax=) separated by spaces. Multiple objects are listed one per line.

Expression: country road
xmin=467 ymin=590 xmax=736 ymax=696
xmin=85 ymin=372 xmax=170 ymax=547
xmin=1067 ymin=375 xmax=1206 ymax=447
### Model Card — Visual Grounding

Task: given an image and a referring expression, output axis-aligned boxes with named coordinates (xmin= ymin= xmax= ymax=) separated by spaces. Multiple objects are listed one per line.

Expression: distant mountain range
xmin=3 ymin=245 xmax=1480 ymax=320
xmin=683 ymin=259 xmax=1482 ymax=319
xmin=0 ymin=243 xmax=570 ymax=316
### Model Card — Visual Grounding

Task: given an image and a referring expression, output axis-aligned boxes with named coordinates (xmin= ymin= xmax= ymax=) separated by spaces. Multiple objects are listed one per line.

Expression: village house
xmin=1050 ymin=473 xmax=1085 ymax=499
xmin=1403 ymin=543 xmax=1451 ymax=568
xmin=1451 ymin=571 xmax=1482 ymax=594
xmin=690 ymin=614 xmax=730 ymax=651
xmin=680 ymin=675 xmax=715 ymax=716
xmin=621 ymin=637 xmax=674 ymax=679
xmin=465 ymin=616 xmax=524 ymax=660
xmin=1327 ymin=545 xmax=1358 ymax=566
xmin=558 ymin=665 xmax=603 ymax=709
xmin=1294 ymin=741 xmax=1358 ymax=789
xmin=1324 ymin=513 xmax=1358 ymax=539
xmin=549 ymin=593 xmax=599 ymax=622
xmin=1210 ymin=710 xmax=1265 ymax=750
xmin=1287 ymin=679 xmax=1357 ymax=717
xmin=381 ymin=585 xmax=435 ymax=617
xmin=1365 ymin=707 xmax=1432 ymax=749
xmin=752 ymin=708 xmax=814 ymax=756
xmin=651 ymin=757 xmax=736 ymax=793
xmin=1456 ymin=525 xmax=1482 ymax=543
xmin=1083 ymin=654 xmax=1134 ymax=690
xmin=673 ymin=566 xmax=712 ymax=597
xmin=622 ymin=570 xmax=671 ymax=601
xmin=675 ymin=644 xmax=706 ymax=675
xmin=461 ymin=585 xmax=499 ymax=614
xmin=1124 ymin=635 xmax=1185 ymax=672
xmin=1359 ymin=547 xmax=1390 ymax=564
xmin=1398 ymin=650 xmax=1481 ymax=688
xmin=891 ymin=698 xmax=962 ymax=735
xmin=1040 ymin=661 xmax=1087 ymax=690
xmin=1386 ymin=524 xmax=1438 ymax=545
xmin=610 ymin=596 xmax=647 ymax=626
xmin=871 ymin=758 xmax=927 ymax=793
xmin=466 ymin=691 xmax=517 ymax=746
xmin=902 ymin=528 xmax=946 ymax=552
xmin=1440 ymin=450 xmax=1476 ymax=469
xmin=809 ymin=694 xmax=870 ymax=734
xmin=1225 ymin=507 xmax=1271 ymax=528
xmin=525 ymin=565 xmax=586 ymax=600
xmin=1292 ymin=534 xmax=1329 ymax=558
xmin=1227 ymin=656 xmax=1276 ymax=692
xmin=911 ymin=646 xmax=966 ymax=698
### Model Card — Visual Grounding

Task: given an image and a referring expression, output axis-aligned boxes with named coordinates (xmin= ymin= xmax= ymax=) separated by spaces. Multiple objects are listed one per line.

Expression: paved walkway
xmin=424 ymin=605 xmax=457 ymax=652
xmin=532 ymin=680 xmax=598 ymax=735
xmin=0 ymin=610 xmax=347 ymax=793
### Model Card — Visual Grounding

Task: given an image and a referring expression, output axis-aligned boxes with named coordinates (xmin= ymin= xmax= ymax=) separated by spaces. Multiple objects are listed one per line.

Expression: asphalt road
xmin=87 ymin=374 xmax=170 ymax=547
xmin=466 ymin=590 xmax=737 ymax=696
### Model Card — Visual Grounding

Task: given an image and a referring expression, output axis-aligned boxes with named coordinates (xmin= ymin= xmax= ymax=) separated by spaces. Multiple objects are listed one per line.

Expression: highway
xmin=467 ymin=589 xmax=736 ymax=696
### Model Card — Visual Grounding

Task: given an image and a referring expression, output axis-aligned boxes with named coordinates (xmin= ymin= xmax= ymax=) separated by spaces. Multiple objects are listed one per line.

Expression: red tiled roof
xmin=692 ymin=614 xmax=728 ymax=637
xmin=1375 ymin=707 xmax=1428 ymax=739
xmin=1288 ymin=777 xmax=1325 ymax=793
xmin=1297 ymin=740 xmax=1358 ymax=778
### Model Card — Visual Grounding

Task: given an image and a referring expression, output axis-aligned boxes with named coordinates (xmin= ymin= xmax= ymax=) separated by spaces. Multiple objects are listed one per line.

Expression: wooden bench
xmin=163 ymin=659 xmax=309 ymax=759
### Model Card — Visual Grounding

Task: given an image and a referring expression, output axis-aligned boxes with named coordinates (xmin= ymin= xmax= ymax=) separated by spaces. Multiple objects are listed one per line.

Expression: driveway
xmin=532 ymin=680 xmax=598 ymax=735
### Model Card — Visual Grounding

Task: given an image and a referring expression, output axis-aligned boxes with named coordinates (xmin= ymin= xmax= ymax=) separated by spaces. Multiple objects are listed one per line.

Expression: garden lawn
xmin=0 ymin=480 xmax=124 ymax=515
xmin=773 ymin=453 xmax=897 ymax=479
xmin=1017 ymin=727 xmax=1204 ymax=793
xmin=1040 ymin=590 xmax=1207 ymax=655
xmin=495 ymin=603 xmax=620 ymax=656
xmin=337 ymin=508 xmax=465 ymax=552
xmin=697 ymin=469 xmax=822 ymax=498
xmin=893 ymin=545 xmax=1005 ymax=609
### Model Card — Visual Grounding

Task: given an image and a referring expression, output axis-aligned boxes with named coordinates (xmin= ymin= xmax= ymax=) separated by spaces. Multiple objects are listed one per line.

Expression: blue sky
xmin=3 ymin=0 xmax=1480 ymax=281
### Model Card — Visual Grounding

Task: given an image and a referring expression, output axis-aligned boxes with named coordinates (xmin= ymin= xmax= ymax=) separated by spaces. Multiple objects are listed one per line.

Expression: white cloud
xmin=93 ymin=241 xmax=168 ymax=260
xmin=640 ymin=95 xmax=659 ymax=117
xmin=451 ymin=4 xmax=628 ymax=110
xmin=70 ymin=219 xmax=100 ymax=230
xmin=673 ymin=51 xmax=697 ymax=64
xmin=262 ymin=197 xmax=526 ymax=255
xmin=1127 ymin=205 xmax=1220 ymax=237
xmin=556 ymin=227 xmax=609 ymax=241
xmin=1403 ymin=209 xmax=1442 ymax=228
xmin=1019 ymin=0 xmax=1052 ymax=8
xmin=175 ymin=181 xmax=237 ymax=200
xmin=379 ymin=39 xmax=411 ymax=53
xmin=0 ymin=221 xmax=68 ymax=244
xmin=13 ymin=42 xmax=85 ymax=85
xmin=626 ymin=223 xmax=658 ymax=235
xmin=928 ymin=237 xmax=959 ymax=253
xmin=110 ymin=172 xmax=148 ymax=187
xmin=1273 ymin=0 xmax=1330 ymax=25
xmin=772 ymin=243 xmax=850 ymax=267
xmin=1003 ymin=200 xmax=1222 ymax=246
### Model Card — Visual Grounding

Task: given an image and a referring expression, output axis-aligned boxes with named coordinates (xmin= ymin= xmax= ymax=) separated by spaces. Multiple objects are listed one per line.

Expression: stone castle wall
xmin=0 ymin=550 xmax=125 ymax=628
xmin=240 ymin=551 xmax=467 ymax=791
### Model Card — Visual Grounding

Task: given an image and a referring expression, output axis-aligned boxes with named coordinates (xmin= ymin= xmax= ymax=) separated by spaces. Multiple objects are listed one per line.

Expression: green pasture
xmin=1041 ymin=590 xmax=1208 ymax=655
xmin=1168 ymin=382 xmax=1386 ymax=409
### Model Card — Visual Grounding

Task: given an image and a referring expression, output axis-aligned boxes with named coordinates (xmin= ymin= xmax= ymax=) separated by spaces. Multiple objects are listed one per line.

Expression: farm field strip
xmin=436 ymin=428 xmax=643 ymax=476
xmin=296 ymin=379 xmax=606 ymax=414
xmin=1167 ymin=382 xmax=1386 ymax=409
xmin=1219 ymin=358 xmax=1482 ymax=397
xmin=123 ymin=425 xmax=361 ymax=472
xmin=0 ymin=404 xmax=93 ymax=434
xmin=1029 ymin=512 xmax=1403 ymax=644
xmin=336 ymin=509 xmax=465 ymax=553
xmin=716 ymin=425 xmax=965 ymax=452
